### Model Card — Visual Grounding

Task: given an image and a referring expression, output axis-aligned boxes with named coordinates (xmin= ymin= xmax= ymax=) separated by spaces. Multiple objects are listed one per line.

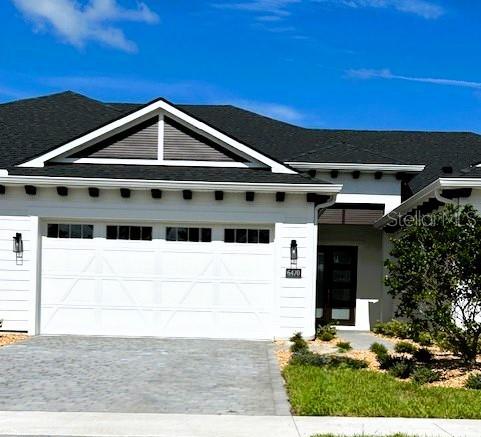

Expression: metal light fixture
xmin=290 ymin=239 xmax=298 ymax=267
xmin=13 ymin=233 xmax=23 ymax=263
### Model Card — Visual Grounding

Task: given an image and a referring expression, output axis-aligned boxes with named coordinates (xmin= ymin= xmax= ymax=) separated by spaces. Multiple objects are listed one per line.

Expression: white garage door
xmin=40 ymin=222 xmax=275 ymax=339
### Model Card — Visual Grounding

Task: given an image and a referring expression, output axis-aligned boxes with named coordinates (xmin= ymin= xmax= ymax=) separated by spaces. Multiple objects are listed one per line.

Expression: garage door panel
xmin=177 ymin=283 xmax=216 ymax=307
xmin=41 ymin=223 xmax=275 ymax=339
xmin=160 ymin=251 xmax=216 ymax=277
xmin=216 ymin=312 xmax=269 ymax=339
xmin=41 ymin=278 xmax=97 ymax=305
xmin=100 ymin=280 xmax=156 ymax=307
xmin=41 ymin=306 xmax=99 ymax=335
xmin=101 ymin=249 xmax=157 ymax=275
xmin=220 ymin=254 xmax=273 ymax=278
xmin=217 ymin=283 xmax=270 ymax=308
xmin=43 ymin=247 xmax=97 ymax=275
xmin=163 ymin=311 xmax=215 ymax=336
xmin=100 ymin=308 xmax=153 ymax=336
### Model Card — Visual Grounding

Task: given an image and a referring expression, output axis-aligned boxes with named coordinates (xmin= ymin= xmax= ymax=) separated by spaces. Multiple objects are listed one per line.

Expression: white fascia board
xmin=0 ymin=174 xmax=343 ymax=194
xmin=438 ymin=177 xmax=481 ymax=188
xmin=19 ymin=99 xmax=295 ymax=174
xmin=374 ymin=177 xmax=481 ymax=228
xmin=287 ymin=162 xmax=425 ymax=173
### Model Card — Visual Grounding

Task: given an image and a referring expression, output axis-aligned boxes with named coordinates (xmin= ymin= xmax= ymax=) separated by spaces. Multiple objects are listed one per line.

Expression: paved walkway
xmin=336 ymin=330 xmax=395 ymax=351
xmin=0 ymin=412 xmax=479 ymax=437
xmin=0 ymin=336 xmax=289 ymax=416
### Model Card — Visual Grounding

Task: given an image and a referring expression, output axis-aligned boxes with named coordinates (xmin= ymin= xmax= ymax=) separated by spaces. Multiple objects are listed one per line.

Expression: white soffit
xmin=0 ymin=174 xmax=343 ymax=194
xmin=288 ymin=162 xmax=425 ymax=173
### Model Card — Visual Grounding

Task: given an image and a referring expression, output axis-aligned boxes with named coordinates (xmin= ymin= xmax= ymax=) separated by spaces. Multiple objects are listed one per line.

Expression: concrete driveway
xmin=0 ymin=336 xmax=290 ymax=415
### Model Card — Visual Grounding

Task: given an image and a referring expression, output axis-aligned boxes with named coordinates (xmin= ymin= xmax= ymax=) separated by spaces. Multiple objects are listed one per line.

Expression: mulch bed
xmin=0 ymin=333 xmax=29 ymax=347
xmin=276 ymin=336 xmax=481 ymax=389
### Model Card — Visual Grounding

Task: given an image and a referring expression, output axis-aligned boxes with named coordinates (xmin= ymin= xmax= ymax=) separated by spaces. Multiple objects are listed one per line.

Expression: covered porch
xmin=315 ymin=203 xmax=393 ymax=331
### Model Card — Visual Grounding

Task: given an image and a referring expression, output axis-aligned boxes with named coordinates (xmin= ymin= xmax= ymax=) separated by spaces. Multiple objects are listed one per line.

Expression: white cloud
xmin=40 ymin=74 xmax=308 ymax=123
xmin=316 ymin=0 xmax=444 ymax=19
xmin=212 ymin=0 xmax=301 ymax=20
xmin=346 ymin=68 xmax=481 ymax=89
xmin=229 ymin=98 xmax=306 ymax=122
xmin=11 ymin=0 xmax=159 ymax=53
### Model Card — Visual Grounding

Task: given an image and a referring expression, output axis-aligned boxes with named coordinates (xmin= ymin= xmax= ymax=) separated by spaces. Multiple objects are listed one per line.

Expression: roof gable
xmin=18 ymin=95 xmax=295 ymax=174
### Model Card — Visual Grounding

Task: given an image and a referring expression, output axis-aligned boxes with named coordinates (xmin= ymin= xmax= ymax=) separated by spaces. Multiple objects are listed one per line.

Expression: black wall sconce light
xmin=12 ymin=233 xmax=23 ymax=264
xmin=290 ymin=239 xmax=298 ymax=267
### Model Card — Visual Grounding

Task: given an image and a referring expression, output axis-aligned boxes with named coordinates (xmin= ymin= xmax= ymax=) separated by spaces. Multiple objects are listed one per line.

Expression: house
xmin=0 ymin=91 xmax=480 ymax=339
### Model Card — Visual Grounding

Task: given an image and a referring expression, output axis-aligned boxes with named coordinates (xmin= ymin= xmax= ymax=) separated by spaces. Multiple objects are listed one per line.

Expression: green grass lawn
xmin=283 ymin=365 xmax=481 ymax=418
xmin=313 ymin=435 xmax=412 ymax=437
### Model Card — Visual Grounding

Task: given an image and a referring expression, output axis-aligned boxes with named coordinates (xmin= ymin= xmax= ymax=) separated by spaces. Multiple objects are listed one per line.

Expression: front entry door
xmin=316 ymin=246 xmax=358 ymax=326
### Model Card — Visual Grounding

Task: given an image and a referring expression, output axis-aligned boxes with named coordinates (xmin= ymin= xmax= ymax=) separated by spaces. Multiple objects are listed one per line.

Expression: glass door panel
xmin=316 ymin=246 xmax=358 ymax=326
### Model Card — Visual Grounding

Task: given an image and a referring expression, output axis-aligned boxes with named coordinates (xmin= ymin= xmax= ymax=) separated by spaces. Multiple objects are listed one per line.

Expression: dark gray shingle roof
xmin=2 ymin=91 xmax=481 ymax=192
xmin=8 ymin=164 xmax=324 ymax=185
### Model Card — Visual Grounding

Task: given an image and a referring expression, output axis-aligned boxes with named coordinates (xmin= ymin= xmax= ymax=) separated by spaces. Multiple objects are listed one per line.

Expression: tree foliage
xmin=385 ymin=204 xmax=481 ymax=363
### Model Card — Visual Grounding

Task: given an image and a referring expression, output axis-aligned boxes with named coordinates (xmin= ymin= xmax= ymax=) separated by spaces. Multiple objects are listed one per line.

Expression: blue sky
xmin=0 ymin=0 xmax=480 ymax=132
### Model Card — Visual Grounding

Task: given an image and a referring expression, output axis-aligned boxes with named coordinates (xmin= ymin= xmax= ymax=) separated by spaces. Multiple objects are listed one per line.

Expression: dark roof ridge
xmin=288 ymin=142 xmax=413 ymax=165
xmin=306 ymin=127 xmax=481 ymax=136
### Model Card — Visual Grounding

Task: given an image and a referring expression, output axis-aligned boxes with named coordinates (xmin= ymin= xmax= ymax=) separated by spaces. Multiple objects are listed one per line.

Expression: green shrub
xmin=317 ymin=324 xmax=336 ymax=341
xmin=465 ymin=373 xmax=481 ymax=390
xmin=394 ymin=341 xmax=418 ymax=354
xmin=376 ymin=353 xmax=398 ymax=370
xmin=369 ymin=342 xmax=388 ymax=357
xmin=411 ymin=366 xmax=440 ymax=385
xmin=416 ymin=331 xmax=434 ymax=346
xmin=289 ymin=350 xmax=367 ymax=369
xmin=289 ymin=332 xmax=308 ymax=353
xmin=372 ymin=320 xmax=411 ymax=339
xmin=388 ymin=358 xmax=416 ymax=379
xmin=327 ymin=354 xmax=368 ymax=369
xmin=336 ymin=341 xmax=352 ymax=352
xmin=413 ymin=347 xmax=433 ymax=363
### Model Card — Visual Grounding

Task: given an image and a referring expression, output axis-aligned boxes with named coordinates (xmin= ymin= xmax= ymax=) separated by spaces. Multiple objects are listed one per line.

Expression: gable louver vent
xmin=163 ymin=117 xmax=247 ymax=162
xmin=70 ymin=117 xmax=159 ymax=160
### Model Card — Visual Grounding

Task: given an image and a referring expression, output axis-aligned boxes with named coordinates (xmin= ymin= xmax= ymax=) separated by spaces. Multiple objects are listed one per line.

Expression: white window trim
xmin=19 ymin=98 xmax=296 ymax=174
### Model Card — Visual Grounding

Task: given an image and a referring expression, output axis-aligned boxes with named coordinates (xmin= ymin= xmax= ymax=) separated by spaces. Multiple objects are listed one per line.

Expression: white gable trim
xmin=60 ymin=158 xmax=257 ymax=168
xmin=374 ymin=177 xmax=481 ymax=228
xmin=19 ymin=99 xmax=296 ymax=174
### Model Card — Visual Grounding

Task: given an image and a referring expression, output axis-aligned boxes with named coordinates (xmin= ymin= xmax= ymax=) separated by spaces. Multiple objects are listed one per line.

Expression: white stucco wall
xmin=0 ymin=185 xmax=317 ymax=338
xmin=318 ymin=224 xmax=384 ymax=330
xmin=315 ymin=172 xmax=402 ymax=213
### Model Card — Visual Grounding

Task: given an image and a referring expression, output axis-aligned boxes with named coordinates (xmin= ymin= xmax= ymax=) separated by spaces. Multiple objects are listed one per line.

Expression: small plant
xmin=416 ymin=331 xmax=434 ymax=346
xmin=376 ymin=353 xmax=398 ymax=370
xmin=388 ymin=358 xmax=416 ymax=379
xmin=289 ymin=350 xmax=367 ymax=369
xmin=328 ymin=354 xmax=368 ymax=369
xmin=411 ymin=366 xmax=440 ymax=385
xmin=372 ymin=320 xmax=411 ymax=339
xmin=394 ymin=341 xmax=418 ymax=354
xmin=289 ymin=332 xmax=308 ymax=353
xmin=413 ymin=347 xmax=433 ymax=363
xmin=369 ymin=342 xmax=388 ymax=357
xmin=336 ymin=341 xmax=352 ymax=352
xmin=316 ymin=324 xmax=336 ymax=341
xmin=465 ymin=373 xmax=481 ymax=390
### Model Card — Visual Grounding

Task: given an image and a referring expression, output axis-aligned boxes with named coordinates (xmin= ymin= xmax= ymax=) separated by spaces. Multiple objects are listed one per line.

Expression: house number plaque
xmin=286 ymin=268 xmax=302 ymax=278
